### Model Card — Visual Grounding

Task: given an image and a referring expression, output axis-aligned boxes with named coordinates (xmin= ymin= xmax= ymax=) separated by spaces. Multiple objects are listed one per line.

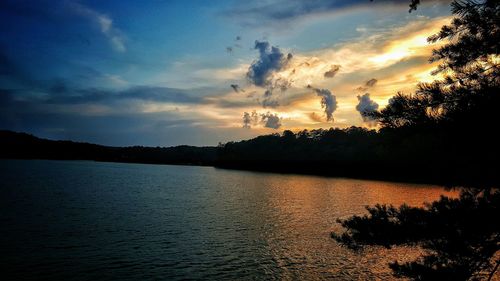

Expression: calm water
xmin=0 ymin=159 xmax=455 ymax=280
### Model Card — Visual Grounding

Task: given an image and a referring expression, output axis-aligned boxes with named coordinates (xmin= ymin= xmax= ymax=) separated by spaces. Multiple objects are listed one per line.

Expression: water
xmin=0 ymin=159 xmax=456 ymax=280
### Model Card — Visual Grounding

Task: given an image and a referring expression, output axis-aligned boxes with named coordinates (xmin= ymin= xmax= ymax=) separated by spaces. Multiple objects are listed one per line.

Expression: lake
xmin=0 ymin=159 xmax=456 ymax=280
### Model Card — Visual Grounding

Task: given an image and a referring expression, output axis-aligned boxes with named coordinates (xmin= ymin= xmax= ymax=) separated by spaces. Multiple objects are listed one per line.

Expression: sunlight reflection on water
xmin=0 ymin=159 xmax=457 ymax=280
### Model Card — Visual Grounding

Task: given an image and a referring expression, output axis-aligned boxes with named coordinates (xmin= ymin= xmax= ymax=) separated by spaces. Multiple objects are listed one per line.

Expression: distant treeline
xmin=216 ymin=125 xmax=498 ymax=186
xmin=0 ymin=130 xmax=217 ymax=166
xmin=1 ymin=124 xmax=498 ymax=185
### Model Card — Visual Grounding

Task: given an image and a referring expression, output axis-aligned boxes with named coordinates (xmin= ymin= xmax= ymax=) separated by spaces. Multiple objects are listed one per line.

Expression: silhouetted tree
xmin=333 ymin=189 xmax=500 ymax=280
xmin=335 ymin=0 xmax=500 ymax=279
xmin=369 ymin=0 xmax=500 ymax=129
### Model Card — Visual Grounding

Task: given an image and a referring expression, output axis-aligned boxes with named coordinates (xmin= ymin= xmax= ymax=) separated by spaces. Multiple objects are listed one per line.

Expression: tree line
xmin=0 ymin=130 xmax=217 ymax=166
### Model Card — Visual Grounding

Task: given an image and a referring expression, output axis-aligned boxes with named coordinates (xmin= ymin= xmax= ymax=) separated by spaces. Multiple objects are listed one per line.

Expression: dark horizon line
xmin=0 ymin=129 xmax=217 ymax=149
xmin=1 ymin=129 xmax=492 ymax=188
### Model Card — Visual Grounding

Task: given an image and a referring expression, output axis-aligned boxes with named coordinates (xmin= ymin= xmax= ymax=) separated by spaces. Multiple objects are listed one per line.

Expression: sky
xmin=0 ymin=0 xmax=453 ymax=146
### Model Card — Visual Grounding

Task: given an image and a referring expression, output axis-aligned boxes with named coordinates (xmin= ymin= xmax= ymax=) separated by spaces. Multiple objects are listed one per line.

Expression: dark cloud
xmin=243 ymin=112 xmax=251 ymax=128
xmin=324 ymin=64 xmax=341 ymax=78
xmin=247 ymin=40 xmax=292 ymax=87
xmin=356 ymin=78 xmax=378 ymax=92
xmin=227 ymin=36 xmax=243 ymax=53
xmin=0 ymin=107 xmax=215 ymax=147
xmin=272 ymin=77 xmax=292 ymax=92
xmin=210 ymin=98 xmax=256 ymax=108
xmin=120 ymin=87 xmax=202 ymax=103
xmin=246 ymin=91 xmax=257 ymax=98
xmin=308 ymin=112 xmax=323 ymax=122
xmin=230 ymin=84 xmax=244 ymax=93
xmin=262 ymin=98 xmax=279 ymax=108
xmin=243 ymin=111 xmax=282 ymax=129
xmin=261 ymin=112 xmax=282 ymax=129
xmin=44 ymin=86 xmax=203 ymax=105
xmin=365 ymin=78 xmax=378 ymax=87
xmin=245 ymin=40 xmax=294 ymax=110
xmin=226 ymin=0 xmax=357 ymax=26
xmin=0 ymin=89 xmax=227 ymax=147
xmin=0 ymin=80 xmax=234 ymax=146
xmin=225 ymin=0 xmax=449 ymax=26
xmin=242 ymin=110 xmax=258 ymax=128
xmin=309 ymin=86 xmax=337 ymax=122
xmin=262 ymin=89 xmax=279 ymax=108
xmin=356 ymin=93 xmax=379 ymax=121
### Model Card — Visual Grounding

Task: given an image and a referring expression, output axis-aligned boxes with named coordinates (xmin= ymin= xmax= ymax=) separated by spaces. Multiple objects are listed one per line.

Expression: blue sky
xmin=0 ymin=0 xmax=452 ymax=146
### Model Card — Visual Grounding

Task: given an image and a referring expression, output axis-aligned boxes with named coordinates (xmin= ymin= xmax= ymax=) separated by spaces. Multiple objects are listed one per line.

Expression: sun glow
xmin=370 ymin=35 xmax=431 ymax=64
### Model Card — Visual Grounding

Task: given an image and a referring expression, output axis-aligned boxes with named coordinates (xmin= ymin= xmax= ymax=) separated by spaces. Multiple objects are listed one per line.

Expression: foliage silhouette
xmin=369 ymin=0 xmax=500 ymax=130
xmin=333 ymin=0 xmax=500 ymax=280
xmin=332 ymin=189 xmax=500 ymax=280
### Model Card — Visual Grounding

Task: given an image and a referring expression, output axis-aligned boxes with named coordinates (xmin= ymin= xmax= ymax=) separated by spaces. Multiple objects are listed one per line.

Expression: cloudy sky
xmin=0 ymin=0 xmax=452 ymax=146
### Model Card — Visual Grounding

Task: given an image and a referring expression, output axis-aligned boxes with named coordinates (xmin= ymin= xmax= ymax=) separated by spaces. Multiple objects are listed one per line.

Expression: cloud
xmin=356 ymin=78 xmax=378 ymax=91
xmin=246 ymin=91 xmax=257 ymax=98
xmin=0 ymin=0 xmax=127 ymax=53
xmin=230 ymin=84 xmax=243 ymax=93
xmin=356 ymin=93 xmax=379 ymax=121
xmin=69 ymin=1 xmax=126 ymax=52
xmin=243 ymin=112 xmax=251 ymax=128
xmin=45 ymin=85 xmax=203 ymax=104
xmin=308 ymin=112 xmax=323 ymax=122
xmin=243 ymin=110 xmax=282 ymax=129
xmin=365 ymin=78 xmax=378 ymax=87
xmin=262 ymin=98 xmax=279 ymax=108
xmin=228 ymin=17 xmax=447 ymax=120
xmin=0 ymin=102 xmax=221 ymax=147
xmin=1 ymin=3 xmax=454 ymax=143
xmin=324 ymin=64 xmax=341 ymax=78
xmin=261 ymin=112 xmax=282 ymax=129
xmin=242 ymin=110 xmax=258 ymax=128
xmin=262 ymin=89 xmax=279 ymax=108
xmin=247 ymin=40 xmax=292 ymax=87
xmin=245 ymin=40 xmax=295 ymax=110
xmin=225 ymin=0 xmax=365 ymax=26
xmin=225 ymin=0 xmax=449 ymax=27
xmin=309 ymin=86 xmax=337 ymax=122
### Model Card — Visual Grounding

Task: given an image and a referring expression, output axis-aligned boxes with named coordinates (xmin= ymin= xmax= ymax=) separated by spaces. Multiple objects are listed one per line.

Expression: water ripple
xmin=0 ymin=159 xmax=456 ymax=280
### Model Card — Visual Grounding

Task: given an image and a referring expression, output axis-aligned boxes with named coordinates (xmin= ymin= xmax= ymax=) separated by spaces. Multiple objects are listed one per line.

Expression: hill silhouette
xmin=0 ymin=130 xmax=217 ymax=166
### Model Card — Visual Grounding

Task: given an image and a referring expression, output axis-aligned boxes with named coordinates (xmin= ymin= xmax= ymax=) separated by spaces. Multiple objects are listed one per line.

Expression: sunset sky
xmin=0 ymin=0 xmax=453 ymax=146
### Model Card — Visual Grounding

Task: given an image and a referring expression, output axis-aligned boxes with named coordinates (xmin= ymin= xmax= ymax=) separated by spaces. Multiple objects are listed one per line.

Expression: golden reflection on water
xmin=228 ymin=171 xmax=458 ymax=280
xmin=0 ymin=161 xmax=464 ymax=280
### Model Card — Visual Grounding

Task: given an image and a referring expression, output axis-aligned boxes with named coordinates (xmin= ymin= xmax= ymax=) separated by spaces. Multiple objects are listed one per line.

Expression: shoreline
xmin=0 ymin=157 xmax=458 ymax=187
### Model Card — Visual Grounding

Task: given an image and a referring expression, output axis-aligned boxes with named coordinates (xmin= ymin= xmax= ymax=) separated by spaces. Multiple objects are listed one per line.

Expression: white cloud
xmin=70 ymin=1 xmax=126 ymax=53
